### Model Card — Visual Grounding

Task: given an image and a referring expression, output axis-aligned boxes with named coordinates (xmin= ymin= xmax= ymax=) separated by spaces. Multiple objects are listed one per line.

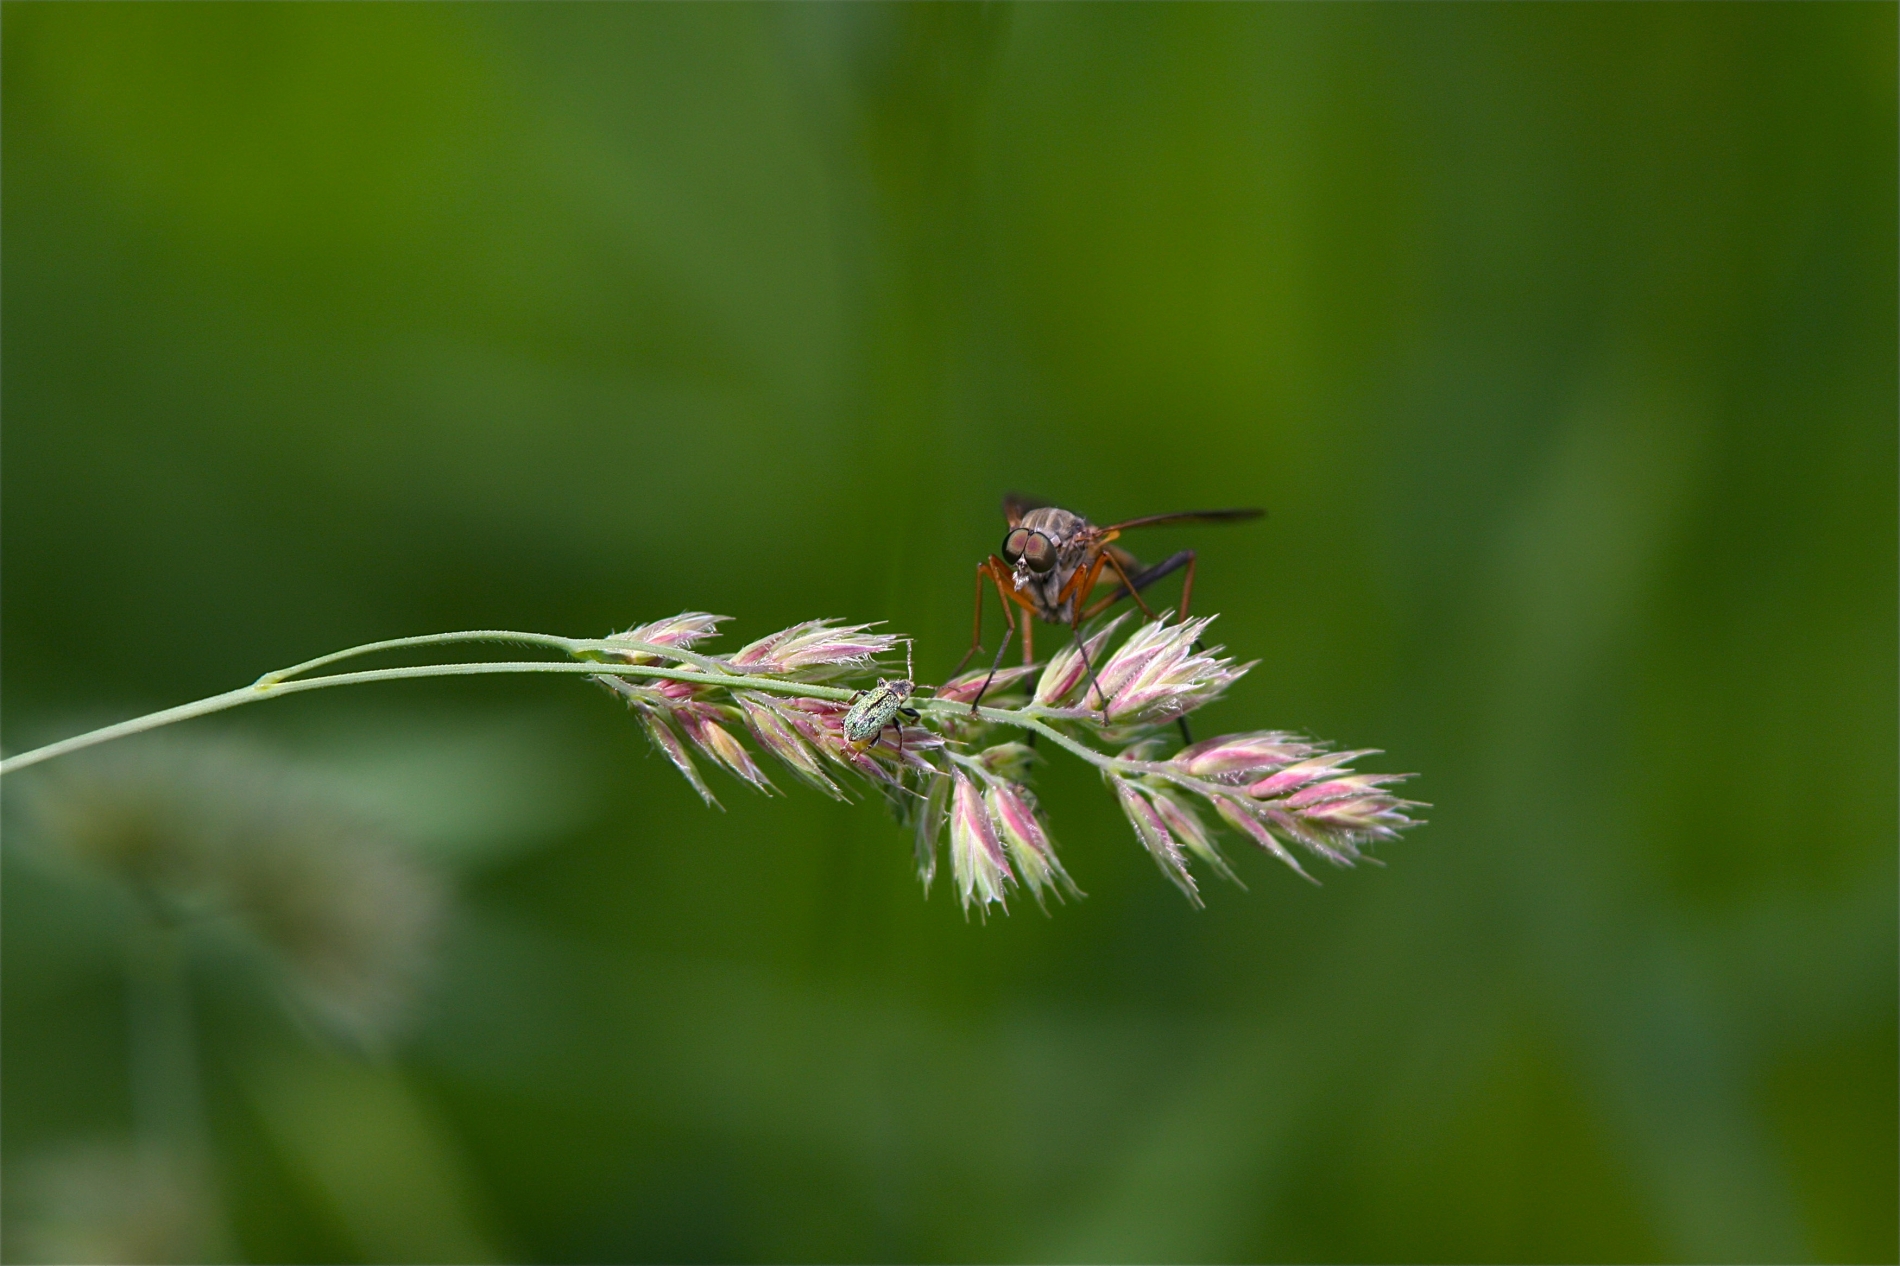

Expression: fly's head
xmin=1001 ymin=507 xmax=1091 ymax=598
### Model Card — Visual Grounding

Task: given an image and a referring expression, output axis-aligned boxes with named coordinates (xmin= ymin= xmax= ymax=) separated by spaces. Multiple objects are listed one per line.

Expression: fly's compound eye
xmin=1001 ymin=528 xmax=1029 ymax=562
xmin=1021 ymin=532 xmax=1056 ymax=574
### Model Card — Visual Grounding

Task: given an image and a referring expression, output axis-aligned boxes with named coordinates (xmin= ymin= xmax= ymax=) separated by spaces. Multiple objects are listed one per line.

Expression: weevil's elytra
xmin=843 ymin=678 xmax=915 ymax=749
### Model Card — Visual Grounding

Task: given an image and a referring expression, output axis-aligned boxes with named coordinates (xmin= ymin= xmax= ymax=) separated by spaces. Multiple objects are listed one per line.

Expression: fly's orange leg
xmin=951 ymin=563 xmax=992 ymax=680
xmin=953 ymin=557 xmax=1026 ymax=676
xmin=1100 ymin=550 xmax=1160 ymax=622
xmin=1175 ymin=551 xmax=1199 ymax=621
xmin=1081 ymin=549 xmax=1194 ymax=619
xmin=967 ymin=557 xmax=1035 ymax=713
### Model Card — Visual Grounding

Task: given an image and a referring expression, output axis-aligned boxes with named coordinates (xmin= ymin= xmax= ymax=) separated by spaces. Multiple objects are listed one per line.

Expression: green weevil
xmin=843 ymin=639 xmax=920 ymax=753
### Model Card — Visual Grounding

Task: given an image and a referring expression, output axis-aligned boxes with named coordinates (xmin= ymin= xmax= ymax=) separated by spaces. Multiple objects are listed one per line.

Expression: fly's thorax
xmin=1017 ymin=506 xmax=1091 ymax=543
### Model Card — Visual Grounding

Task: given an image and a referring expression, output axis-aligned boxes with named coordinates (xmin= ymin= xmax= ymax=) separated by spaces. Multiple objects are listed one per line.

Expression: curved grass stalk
xmin=1 ymin=614 xmax=1422 ymax=914
xmin=0 ymin=645 xmax=1050 ymax=777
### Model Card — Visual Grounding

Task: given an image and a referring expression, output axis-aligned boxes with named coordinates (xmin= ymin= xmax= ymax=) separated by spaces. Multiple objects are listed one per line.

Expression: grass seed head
xmin=950 ymin=769 xmax=1013 ymax=916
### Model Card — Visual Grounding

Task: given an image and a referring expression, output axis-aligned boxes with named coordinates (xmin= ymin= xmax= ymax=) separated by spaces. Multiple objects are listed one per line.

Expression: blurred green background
xmin=3 ymin=4 xmax=1894 ymax=1262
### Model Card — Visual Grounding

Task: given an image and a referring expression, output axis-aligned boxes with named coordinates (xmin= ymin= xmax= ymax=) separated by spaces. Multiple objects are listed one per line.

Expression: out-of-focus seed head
xmin=221 ymin=808 xmax=446 ymax=1042
xmin=985 ymin=782 xmax=1080 ymax=909
xmin=973 ymin=741 xmax=1039 ymax=783
xmin=12 ymin=1141 xmax=221 ymax=1266
xmin=603 ymin=613 xmax=730 ymax=663
xmin=728 ymin=620 xmax=900 ymax=680
xmin=949 ymin=770 xmax=1012 ymax=916
xmin=1033 ymin=615 xmax=1128 ymax=707
xmin=1109 ymin=776 xmax=1200 ymax=906
xmin=21 ymin=740 xmax=446 ymax=1043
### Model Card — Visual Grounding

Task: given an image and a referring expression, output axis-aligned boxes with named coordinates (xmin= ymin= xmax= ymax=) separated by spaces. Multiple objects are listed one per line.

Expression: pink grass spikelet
xmin=639 ymin=711 xmax=718 ymax=809
xmin=735 ymin=694 xmax=845 ymax=800
xmin=1212 ymin=797 xmax=1315 ymax=881
xmin=1150 ymin=788 xmax=1242 ymax=888
xmin=729 ymin=620 xmax=900 ymax=679
xmin=1173 ymin=731 xmax=1317 ymax=782
xmin=914 ymin=774 xmax=951 ymax=892
xmin=1110 ymin=777 xmax=1200 ymax=906
xmin=1034 ymin=615 xmax=1128 ymax=707
xmin=986 ymin=782 xmax=1080 ymax=908
xmin=950 ymin=770 xmax=1013 ymax=915
xmin=1246 ymin=751 xmax=1380 ymax=799
xmin=935 ymin=664 xmax=1041 ymax=706
xmin=1094 ymin=617 xmax=1253 ymax=724
xmin=1283 ymin=773 xmax=1406 ymax=809
xmin=677 ymin=708 xmax=775 ymax=794
xmin=604 ymin=613 xmax=730 ymax=663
